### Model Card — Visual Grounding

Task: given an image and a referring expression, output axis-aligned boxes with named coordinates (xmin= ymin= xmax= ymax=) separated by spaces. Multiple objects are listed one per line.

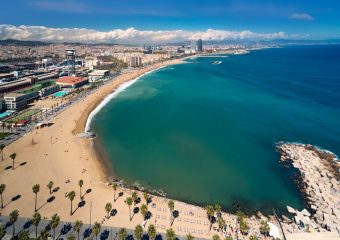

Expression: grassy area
xmin=0 ymin=132 xmax=9 ymax=140
xmin=6 ymin=109 xmax=41 ymax=123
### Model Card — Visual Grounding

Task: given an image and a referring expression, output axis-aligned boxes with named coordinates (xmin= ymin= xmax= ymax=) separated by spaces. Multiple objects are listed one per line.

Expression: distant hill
xmin=0 ymin=39 xmax=51 ymax=46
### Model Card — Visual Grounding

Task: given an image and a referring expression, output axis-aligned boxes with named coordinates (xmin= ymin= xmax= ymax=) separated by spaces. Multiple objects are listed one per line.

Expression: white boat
xmin=212 ymin=61 xmax=222 ymax=65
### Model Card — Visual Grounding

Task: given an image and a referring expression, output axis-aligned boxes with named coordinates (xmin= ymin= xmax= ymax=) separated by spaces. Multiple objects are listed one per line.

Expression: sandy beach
xmin=2 ymin=57 xmax=336 ymax=240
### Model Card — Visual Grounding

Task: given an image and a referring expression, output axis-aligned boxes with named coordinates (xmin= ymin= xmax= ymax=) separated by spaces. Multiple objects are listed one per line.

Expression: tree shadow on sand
xmin=36 ymin=196 xmax=55 ymax=211
xmin=3 ymin=194 xmax=21 ymax=208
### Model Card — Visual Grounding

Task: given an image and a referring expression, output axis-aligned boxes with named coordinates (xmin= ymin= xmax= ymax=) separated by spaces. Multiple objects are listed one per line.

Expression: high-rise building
xmin=191 ymin=40 xmax=197 ymax=51
xmin=197 ymin=39 xmax=203 ymax=52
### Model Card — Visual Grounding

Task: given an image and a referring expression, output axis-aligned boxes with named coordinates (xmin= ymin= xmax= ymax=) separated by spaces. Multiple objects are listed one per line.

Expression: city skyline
xmin=0 ymin=0 xmax=340 ymax=43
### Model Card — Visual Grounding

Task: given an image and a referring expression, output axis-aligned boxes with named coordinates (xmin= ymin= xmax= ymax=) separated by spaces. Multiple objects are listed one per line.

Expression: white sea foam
xmin=85 ymin=66 xmax=167 ymax=132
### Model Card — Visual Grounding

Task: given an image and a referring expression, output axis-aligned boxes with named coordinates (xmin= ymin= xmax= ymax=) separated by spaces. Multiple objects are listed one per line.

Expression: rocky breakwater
xmin=277 ymin=143 xmax=339 ymax=233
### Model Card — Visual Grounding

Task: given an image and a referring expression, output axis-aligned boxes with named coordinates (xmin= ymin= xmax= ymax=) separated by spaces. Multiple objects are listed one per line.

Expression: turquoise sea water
xmin=90 ymin=45 xmax=340 ymax=214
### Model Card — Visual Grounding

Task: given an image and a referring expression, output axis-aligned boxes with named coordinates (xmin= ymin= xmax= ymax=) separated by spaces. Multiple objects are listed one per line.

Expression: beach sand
xmin=0 ymin=58 xmax=292 ymax=239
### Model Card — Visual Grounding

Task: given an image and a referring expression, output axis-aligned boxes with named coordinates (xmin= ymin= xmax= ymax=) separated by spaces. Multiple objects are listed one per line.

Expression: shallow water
xmin=90 ymin=45 xmax=340 ymax=214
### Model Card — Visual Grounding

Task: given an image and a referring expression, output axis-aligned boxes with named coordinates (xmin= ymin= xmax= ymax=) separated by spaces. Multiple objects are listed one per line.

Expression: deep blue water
xmin=90 ymin=45 xmax=340 ymax=214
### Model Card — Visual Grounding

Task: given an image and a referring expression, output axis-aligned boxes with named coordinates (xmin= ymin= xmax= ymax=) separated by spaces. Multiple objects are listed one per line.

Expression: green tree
xmin=78 ymin=180 xmax=84 ymax=199
xmin=92 ymin=222 xmax=101 ymax=240
xmin=239 ymin=220 xmax=250 ymax=236
xmin=147 ymin=224 xmax=156 ymax=240
xmin=32 ymin=212 xmax=42 ymax=239
xmin=168 ymin=200 xmax=175 ymax=226
xmin=32 ymin=184 xmax=40 ymax=212
xmin=166 ymin=228 xmax=176 ymax=240
xmin=249 ymin=235 xmax=258 ymax=240
xmin=105 ymin=202 xmax=112 ymax=219
xmin=68 ymin=191 xmax=76 ymax=215
xmin=10 ymin=153 xmax=16 ymax=170
xmin=126 ymin=197 xmax=133 ymax=221
xmin=131 ymin=191 xmax=138 ymax=205
xmin=134 ymin=225 xmax=143 ymax=240
xmin=143 ymin=192 xmax=149 ymax=205
xmin=0 ymin=224 xmax=6 ymax=240
xmin=140 ymin=204 xmax=148 ymax=220
xmin=205 ymin=205 xmax=215 ymax=231
xmin=39 ymin=229 xmax=50 ymax=240
xmin=118 ymin=228 xmax=127 ymax=240
xmin=51 ymin=213 xmax=60 ymax=240
xmin=112 ymin=183 xmax=118 ymax=202
xmin=186 ymin=233 xmax=194 ymax=240
xmin=73 ymin=220 xmax=83 ymax=240
xmin=225 ymin=237 xmax=233 ymax=240
xmin=217 ymin=217 xmax=225 ymax=231
xmin=260 ymin=220 xmax=270 ymax=236
xmin=214 ymin=204 xmax=221 ymax=216
xmin=9 ymin=210 xmax=19 ymax=236
xmin=18 ymin=230 xmax=30 ymax=240
xmin=47 ymin=181 xmax=54 ymax=194
xmin=0 ymin=184 xmax=5 ymax=209
xmin=212 ymin=234 xmax=220 ymax=240
xmin=0 ymin=144 xmax=5 ymax=161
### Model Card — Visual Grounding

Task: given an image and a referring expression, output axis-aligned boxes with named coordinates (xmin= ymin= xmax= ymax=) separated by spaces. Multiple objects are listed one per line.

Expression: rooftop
xmin=56 ymin=76 xmax=88 ymax=85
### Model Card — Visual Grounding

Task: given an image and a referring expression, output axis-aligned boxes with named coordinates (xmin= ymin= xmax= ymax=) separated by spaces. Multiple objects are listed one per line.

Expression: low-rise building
xmin=56 ymin=76 xmax=88 ymax=88
xmin=4 ymin=92 xmax=39 ymax=110
xmin=88 ymin=70 xmax=110 ymax=83
xmin=39 ymin=85 xmax=61 ymax=97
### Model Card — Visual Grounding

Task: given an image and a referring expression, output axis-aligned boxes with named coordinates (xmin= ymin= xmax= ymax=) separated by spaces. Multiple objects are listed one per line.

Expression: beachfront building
xmin=85 ymin=57 xmax=99 ymax=70
xmin=88 ymin=70 xmax=110 ymax=83
xmin=39 ymin=85 xmax=61 ymax=98
xmin=129 ymin=56 xmax=142 ymax=67
xmin=56 ymin=76 xmax=88 ymax=88
xmin=4 ymin=92 xmax=39 ymax=110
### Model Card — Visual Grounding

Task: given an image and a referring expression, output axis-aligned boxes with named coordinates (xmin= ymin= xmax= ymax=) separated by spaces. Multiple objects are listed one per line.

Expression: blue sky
xmin=0 ymin=0 xmax=339 ymax=42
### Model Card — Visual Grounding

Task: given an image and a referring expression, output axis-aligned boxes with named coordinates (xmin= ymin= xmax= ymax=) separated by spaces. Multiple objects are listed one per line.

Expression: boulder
xmin=287 ymin=206 xmax=297 ymax=214
xmin=301 ymin=209 xmax=311 ymax=217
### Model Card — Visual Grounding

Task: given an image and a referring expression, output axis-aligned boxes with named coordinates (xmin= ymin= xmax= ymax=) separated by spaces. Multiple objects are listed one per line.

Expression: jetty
xmin=277 ymin=143 xmax=339 ymax=233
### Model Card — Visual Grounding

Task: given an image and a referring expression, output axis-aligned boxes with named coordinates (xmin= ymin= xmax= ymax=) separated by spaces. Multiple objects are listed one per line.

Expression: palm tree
xmin=47 ymin=181 xmax=54 ymax=194
xmin=214 ymin=204 xmax=222 ymax=217
xmin=105 ymin=202 xmax=112 ymax=219
xmin=0 ymin=224 xmax=6 ymax=240
xmin=118 ymin=228 xmax=127 ymax=240
xmin=1 ymin=122 xmax=5 ymax=132
xmin=148 ymin=224 xmax=156 ymax=240
xmin=112 ymin=183 xmax=118 ymax=202
xmin=0 ymin=144 xmax=5 ymax=161
xmin=32 ymin=212 xmax=41 ymax=239
xmin=143 ymin=192 xmax=149 ymax=205
xmin=9 ymin=210 xmax=19 ymax=236
xmin=260 ymin=220 xmax=270 ymax=237
xmin=78 ymin=180 xmax=83 ymax=199
xmin=68 ymin=191 xmax=76 ymax=215
xmin=212 ymin=234 xmax=220 ymax=240
xmin=140 ymin=204 xmax=148 ymax=220
xmin=92 ymin=222 xmax=101 ymax=240
xmin=39 ymin=229 xmax=50 ymax=240
xmin=205 ymin=205 xmax=215 ymax=231
xmin=0 ymin=184 xmax=5 ymax=208
xmin=10 ymin=153 xmax=16 ymax=170
xmin=126 ymin=197 xmax=133 ymax=221
xmin=32 ymin=184 xmax=40 ymax=212
xmin=73 ymin=220 xmax=83 ymax=240
xmin=134 ymin=225 xmax=143 ymax=240
xmin=131 ymin=191 xmax=138 ymax=205
xmin=166 ymin=228 xmax=176 ymax=240
xmin=18 ymin=230 xmax=30 ymax=240
xmin=50 ymin=213 xmax=60 ymax=240
xmin=186 ymin=233 xmax=194 ymax=240
xmin=168 ymin=200 xmax=175 ymax=226
xmin=217 ymin=217 xmax=225 ymax=231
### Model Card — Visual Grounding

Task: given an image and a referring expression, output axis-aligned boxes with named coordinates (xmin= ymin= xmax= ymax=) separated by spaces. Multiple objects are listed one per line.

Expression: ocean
xmin=89 ymin=45 xmax=340 ymax=214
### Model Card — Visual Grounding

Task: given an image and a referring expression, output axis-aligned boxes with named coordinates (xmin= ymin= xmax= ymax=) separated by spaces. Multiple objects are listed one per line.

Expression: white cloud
xmin=290 ymin=13 xmax=314 ymax=21
xmin=0 ymin=24 xmax=287 ymax=44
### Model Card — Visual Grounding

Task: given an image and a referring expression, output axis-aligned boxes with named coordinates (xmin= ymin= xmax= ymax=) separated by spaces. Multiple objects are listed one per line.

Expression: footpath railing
xmin=273 ymin=208 xmax=287 ymax=240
